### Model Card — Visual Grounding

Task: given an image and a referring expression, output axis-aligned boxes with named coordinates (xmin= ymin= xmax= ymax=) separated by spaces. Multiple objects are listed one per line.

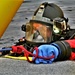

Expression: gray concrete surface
xmin=0 ymin=58 xmax=75 ymax=75
xmin=0 ymin=0 xmax=75 ymax=75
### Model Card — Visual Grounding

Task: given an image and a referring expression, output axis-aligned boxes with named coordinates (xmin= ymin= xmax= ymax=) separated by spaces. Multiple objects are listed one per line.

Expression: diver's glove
xmin=33 ymin=45 xmax=59 ymax=64
xmin=32 ymin=40 xmax=72 ymax=64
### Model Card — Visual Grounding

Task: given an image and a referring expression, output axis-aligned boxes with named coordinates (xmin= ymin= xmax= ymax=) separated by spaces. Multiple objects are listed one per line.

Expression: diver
xmin=18 ymin=2 xmax=75 ymax=52
xmin=1 ymin=2 xmax=75 ymax=64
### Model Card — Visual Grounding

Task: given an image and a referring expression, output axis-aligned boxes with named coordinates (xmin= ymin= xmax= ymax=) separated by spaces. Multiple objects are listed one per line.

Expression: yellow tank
xmin=0 ymin=0 xmax=24 ymax=38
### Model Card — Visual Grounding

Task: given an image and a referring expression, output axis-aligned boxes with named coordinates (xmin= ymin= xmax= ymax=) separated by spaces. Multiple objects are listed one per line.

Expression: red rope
xmin=12 ymin=45 xmax=55 ymax=63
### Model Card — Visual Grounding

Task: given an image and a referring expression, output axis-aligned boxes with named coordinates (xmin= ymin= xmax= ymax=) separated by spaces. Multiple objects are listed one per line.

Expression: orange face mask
xmin=26 ymin=22 xmax=53 ymax=43
xmin=33 ymin=22 xmax=42 ymax=30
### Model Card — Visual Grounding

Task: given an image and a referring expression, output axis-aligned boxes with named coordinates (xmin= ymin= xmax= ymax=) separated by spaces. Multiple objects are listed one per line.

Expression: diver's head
xmin=22 ymin=2 xmax=70 ymax=44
